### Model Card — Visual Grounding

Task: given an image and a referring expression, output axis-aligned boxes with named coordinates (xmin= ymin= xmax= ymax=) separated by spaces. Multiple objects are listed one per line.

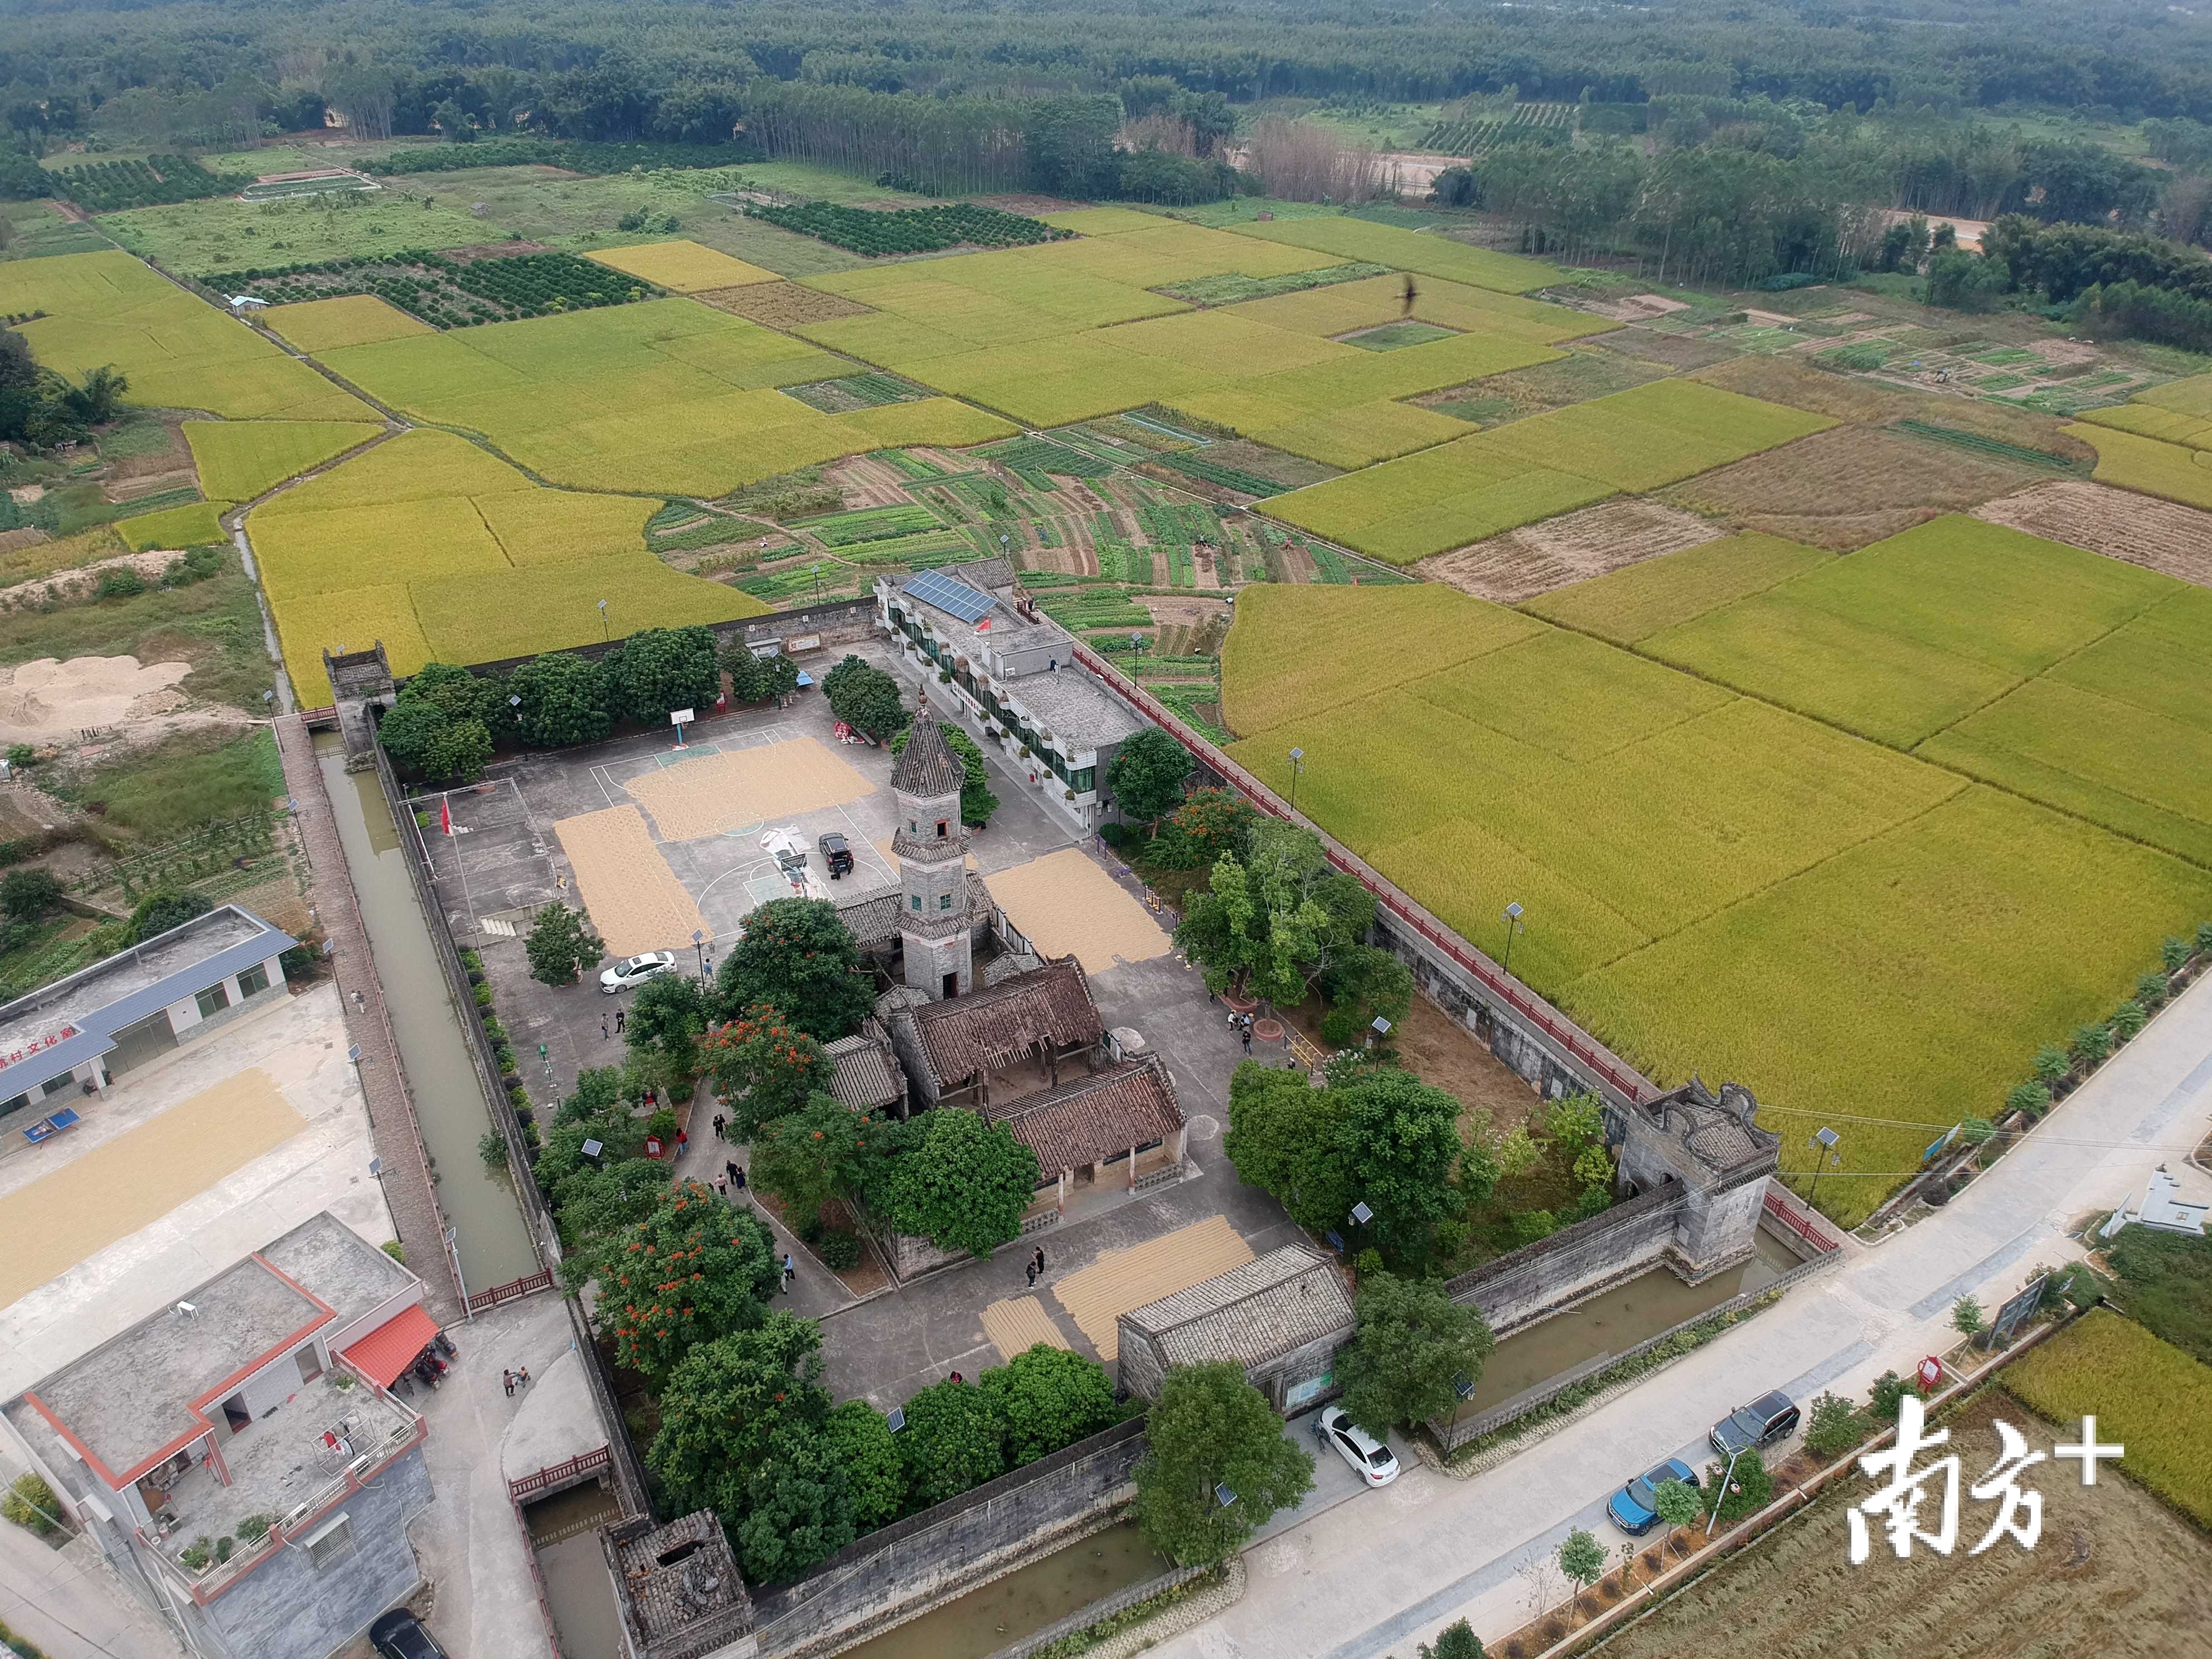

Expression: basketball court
xmin=1052 ymin=1213 xmax=1254 ymax=1361
xmin=987 ymin=847 xmax=1172 ymax=976
xmin=622 ymin=736 xmax=873 ymax=842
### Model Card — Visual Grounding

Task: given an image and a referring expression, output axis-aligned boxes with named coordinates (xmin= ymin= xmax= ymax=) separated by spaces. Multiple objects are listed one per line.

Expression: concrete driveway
xmin=1147 ymin=968 xmax=2212 ymax=1659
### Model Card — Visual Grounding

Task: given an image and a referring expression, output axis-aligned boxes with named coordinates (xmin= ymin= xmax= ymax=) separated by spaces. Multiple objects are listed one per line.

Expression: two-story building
xmin=876 ymin=564 xmax=1143 ymax=833
xmin=1 ymin=1213 xmax=441 ymax=1659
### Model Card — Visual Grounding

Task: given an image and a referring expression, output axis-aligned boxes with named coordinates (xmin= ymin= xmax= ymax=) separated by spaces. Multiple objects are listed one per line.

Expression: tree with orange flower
xmin=580 ymin=1180 xmax=780 ymax=1382
xmin=697 ymin=1003 xmax=832 ymax=1138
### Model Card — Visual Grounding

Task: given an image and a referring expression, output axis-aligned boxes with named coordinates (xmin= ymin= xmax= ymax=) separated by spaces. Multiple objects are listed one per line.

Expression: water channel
xmin=314 ymin=733 xmax=540 ymax=1292
xmin=1452 ymin=1227 xmax=1803 ymax=1423
xmin=837 ymin=1522 xmax=1167 ymax=1659
xmin=523 ymin=1485 xmax=628 ymax=1659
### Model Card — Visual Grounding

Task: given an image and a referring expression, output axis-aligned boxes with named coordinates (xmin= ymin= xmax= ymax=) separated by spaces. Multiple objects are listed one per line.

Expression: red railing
xmin=467 ymin=1266 xmax=555 ymax=1314
xmin=1763 ymin=1188 xmax=1840 ymax=1255
xmin=1071 ymin=643 xmax=1652 ymax=1105
xmin=507 ymin=1444 xmax=612 ymax=1501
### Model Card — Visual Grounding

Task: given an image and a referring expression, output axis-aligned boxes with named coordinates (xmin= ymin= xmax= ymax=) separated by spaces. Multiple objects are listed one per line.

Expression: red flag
xmin=440 ymin=794 xmax=453 ymax=837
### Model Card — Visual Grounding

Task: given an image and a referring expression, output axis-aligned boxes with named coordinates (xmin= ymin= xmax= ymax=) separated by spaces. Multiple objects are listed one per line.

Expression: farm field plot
xmin=1419 ymin=499 xmax=1726 ymax=604
xmin=1224 ymin=271 xmax=1602 ymax=347
xmin=1594 ymin=1391 xmax=2210 ymax=1659
xmin=2065 ymin=422 xmax=2212 ymax=510
xmin=1221 ymin=580 xmax=2212 ymax=1222
xmin=1419 ymin=347 xmax=1671 ymax=426
xmin=314 ymin=297 xmax=1003 ymax=495
xmin=264 ymin=294 xmax=434 ymax=352
xmin=1224 ymin=214 xmax=1564 ymax=293
xmin=182 ymin=418 xmax=382 ymax=502
xmin=249 ymin=429 xmax=765 ymax=702
xmin=1519 ymin=532 xmax=1830 ymax=644
xmin=1973 ymin=478 xmax=2212 ymax=586
xmin=117 ymin=499 xmax=229 ymax=550
xmin=1667 ymin=423 xmax=2040 ymax=550
xmin=585 ymin=240 xmax=779 ymax=292
xmin=0 ymin=249 xmax=372 ymax=421
xmin=1261 ymin=381 xmax=1826 ymax=564
xmin=96 ymin=194 xmax=497 ymax=275
xmin=1640 ymin=516 xmax=2175 ymax=748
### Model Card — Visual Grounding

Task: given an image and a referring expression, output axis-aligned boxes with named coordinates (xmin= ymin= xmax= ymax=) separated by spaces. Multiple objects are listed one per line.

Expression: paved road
xmin=1151 ymin=969 xmax=2212 ymax=1659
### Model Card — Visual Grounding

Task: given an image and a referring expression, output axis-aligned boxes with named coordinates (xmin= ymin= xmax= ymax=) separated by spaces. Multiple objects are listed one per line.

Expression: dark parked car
xmin=1710 ymin=1390 xmax=1799 ymax=1457
xmin=369 ymin=1610 xmax=448 ymax=1659
xmin=1607 ymin=1457 xmax=1700 ymax=1535
xmin=819 ymin=831 xmax=854 ymax=877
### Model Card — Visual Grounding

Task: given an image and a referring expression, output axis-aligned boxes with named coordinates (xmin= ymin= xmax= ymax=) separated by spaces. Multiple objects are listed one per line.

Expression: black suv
xmin=1709 ymin=1390 xmax=1798 ymax=1457
xmin=369 ymin=1611 xmax=448 ymax=1659
xmin=818 ymin=832 xmax=854 ymax=877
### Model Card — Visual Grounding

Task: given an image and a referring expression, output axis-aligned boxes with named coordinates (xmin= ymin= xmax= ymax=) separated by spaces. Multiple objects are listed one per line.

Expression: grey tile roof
xmin=1122 ymin=1245 xmax=1354 ymax=1372
xmin=911 ymin=956 xmax=1100 ymax=1085
xmin=837 ymin=874 xmax=990 ymax=949
xmin=824 ymin=1032 xmax=903 ymax=1113
xmin=990 ymin=1054 xmax=1182 ymax=1177
xmin=892 ymin=717 xmax=968 ymax=798
xmin=938 ymin=555 xmax=1015 ymax=593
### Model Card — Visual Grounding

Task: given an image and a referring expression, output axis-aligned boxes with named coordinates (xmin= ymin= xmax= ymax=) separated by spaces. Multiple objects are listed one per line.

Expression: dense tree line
xmin=9 ymin=0 xmax=2212 ymax=156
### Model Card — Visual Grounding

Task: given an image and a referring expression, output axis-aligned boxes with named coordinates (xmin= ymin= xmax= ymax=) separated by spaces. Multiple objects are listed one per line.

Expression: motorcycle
xmin=410 ymin=1356 xmax=442 ymax=1390
xmin=432 ymin=1331 xmax=457 ymax=1361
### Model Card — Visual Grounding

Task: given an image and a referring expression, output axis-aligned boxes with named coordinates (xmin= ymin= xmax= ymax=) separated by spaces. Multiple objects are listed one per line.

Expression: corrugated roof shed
xmin=992 ymin=1054 xmax=1182 ymax=1176
xmin=912 ymin=956 xmax=1100 ymax=1085
xmin=1122 ymin=1245 xmax=1352 ymax=1372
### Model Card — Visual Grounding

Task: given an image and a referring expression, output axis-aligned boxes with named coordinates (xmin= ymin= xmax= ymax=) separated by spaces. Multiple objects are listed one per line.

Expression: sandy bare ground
xmin=1975 ymin=480 xmax=2212 ymax=588
xmin=1419 ymin=499 xmax=1724 ymax=603
xmin=0 ymin=655 xmax=197 ymax=746
xmin=1141 ymin=595 xmax=1233 ymax=628
xmin=552 ymin=805 xmax=711 ymax=957
xmin=823 ymin=454 xmax=915 ymax=511
xmin=0 ymin=551 xmax=184 ymax=612
xmin=625 ymin=736 xmax=872 ymax=842
xmin=1052 ymin=1215 xmax=1253 ymax=1361
xmin=986 ymin=846 xmax=1169 ymax=976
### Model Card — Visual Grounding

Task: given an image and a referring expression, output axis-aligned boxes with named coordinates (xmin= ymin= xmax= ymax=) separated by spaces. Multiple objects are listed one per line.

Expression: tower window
xmin=936 ymin=820 xmax=948 ymax=839
xmin=910 ymin=895 xmax=921 ymax=911
xmin=909 ymin=820 xmax=917 ymax=833
xmin=939 ymin=893 xmax=952 ymax=910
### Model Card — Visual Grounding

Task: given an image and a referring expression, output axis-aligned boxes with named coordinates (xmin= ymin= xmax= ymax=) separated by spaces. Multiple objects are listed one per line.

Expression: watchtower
xmin=892 ymin=719 xmax=972 ymax=1000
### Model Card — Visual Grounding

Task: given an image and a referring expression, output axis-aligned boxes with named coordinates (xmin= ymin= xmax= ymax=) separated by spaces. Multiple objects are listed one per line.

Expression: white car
xmin=600 ymin=952 xmax=677 ymax=993
xmin=1315 ymin=1405 xmax=1399 ymax=1488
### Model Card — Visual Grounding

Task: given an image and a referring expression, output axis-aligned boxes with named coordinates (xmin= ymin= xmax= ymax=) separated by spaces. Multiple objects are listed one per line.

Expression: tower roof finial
xmin=893 ymin=717 xmax=967 ymax=798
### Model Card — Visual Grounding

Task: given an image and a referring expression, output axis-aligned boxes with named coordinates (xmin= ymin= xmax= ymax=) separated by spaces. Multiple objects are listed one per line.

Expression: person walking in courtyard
xmin=516 ymin=1365 xmax=530 ymax=1388
xmin=782 ymin=1252 xmax=795 ymax=1294
xmin=614 ymin=1007 xmax=625 ymax=1035
xmin=1032 ymin=1244 xmax=1046 ymax=1279
xmin=1025 ymin=1254 xmax=1039 ymax=1288
xmin=502 ymin=1369 xmax=515 ymax=1398
xmin=601 ymin=1012 xmax=609 ymax=1041
xmin=1240 ymin=1022 xmax=1253 ymax=1056
xmin=735 ymin=1165 xmax=747 ymax=1189
xmin=725 ymin=1158 xmax=740 ymax=1186
xmin=712 ymin=1113 xmax=725 ymax=1140
xmin=716 ymin=1174 xmax=729 ymax=1197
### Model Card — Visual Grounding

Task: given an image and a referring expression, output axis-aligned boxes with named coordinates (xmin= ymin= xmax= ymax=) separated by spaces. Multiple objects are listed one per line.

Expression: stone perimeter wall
xmin=747 ymin=1418 xmax=1147 ymax=1659
xmin=1445 ymin=1182 xmax=1687 ymax=1338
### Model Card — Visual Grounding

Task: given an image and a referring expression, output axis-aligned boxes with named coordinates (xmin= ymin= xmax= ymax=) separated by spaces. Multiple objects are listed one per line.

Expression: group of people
xmin=1227 ymin=1009 xmax=1257 ymax=1055
xmin=500 ymin=1365 xmax=531 ymax=1398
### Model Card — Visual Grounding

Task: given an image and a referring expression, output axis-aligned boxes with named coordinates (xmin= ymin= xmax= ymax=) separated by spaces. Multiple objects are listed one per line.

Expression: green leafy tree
xmin=507 ymin=652 xmax=612 ymax=748
xmin=607 ymin=625 xmax=720 ymax=725
xmin=1107 ymin=726 xmax=1192 ymax=830
xmin=1132 ymin=1362 xmax=1313 ymax=1568
xmin=577 ymin=1181 xmax=780 ymax=1382
xmin=750 ymin=1092 xmax=879 ymax=1233
xmin=1146 ymin=789 xmax=1254 ymax=871
xmin=1175 ymin=821 xmax=1371 ymax=1005
xmin=422 ymin=717 xmax=492 ymax=783
xmin=1337 ymin=1272 xmax=1495 ymax=1435
xmin=626 ymin=971 xmax=709 ymax=1069
xmin=892 ymin=720 xmax=998 ymax=827
xmin=1420 ymin=1619 xmax=1485 ymax=1659
xmin=0 ymin=866 xmax=61 ymax=923
xmin=822 ymin=653 xmax=908 ymax=743
xmin=3 ymin=1471 xmax=59 ymax=1537
xmin=647 ymin=1313 xmax=832 ymax=1517
xmin=524 ymin=903 xmax=600 ymax=987
xmin=2069 ymin=1021 xmax=2113 ymax=1068
xmin=1952 ymin=1294 xmax=1986 ymax=1340
xmin=1222 ymin=1060 xmax=1352 ymax=1238
xmin=1651 ymin=1478 xmax=1701 ymax=1553
xmin=722 ymin=644 xmax=770 ymax=705
xmin=128 ymin=889 xmax=211 ymax=944
xmin=980 ymin=1344 xmax=1124 ymax=1465
xmin=697 ymin=1005 xmax=832 ymax=1137
xmin=820 ymin=1400 xmax=905 ymax=1529
xmin=2032 ymin=1045 xmax=2072 ymax=1084
xmin=1336 ymin=1068 xmax=1473 ymax=1265
xmin=734 ymin=1423 xmax=856 ymax=1584
xmin=1701 ymin=1450 xmax=1773 ymax=1526
xmin=1802 ymin=1391 xmax=1865 ymax=1460
xmin=870 ymin=1107 xmax=1039 ymax=1258
xmin=1558 ymin=1527 xmax=1605 ymax=1621
xmin=714 ymin=897 xmax=872 ymax=1039
xmin=899 ymin=1377 xmax=1008 ymax=1508
xmin=375 ymin=697 xmax=451 ymax=775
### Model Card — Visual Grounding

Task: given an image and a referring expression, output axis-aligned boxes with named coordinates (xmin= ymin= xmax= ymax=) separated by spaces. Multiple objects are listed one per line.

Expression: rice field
xmin=1221 ymin=215 xmax=1565 ymax=293
xmin=1222 ymin=579 xmax=2212 ymax=1224
xmin=584 ymin=240 xmax=780 ymax=293
xmin=1260 ymin=381 xmax=1831 ymax=563
xmin=264 ymin=294 xmax=433 ymax=352
xmin=0 ymin=249 xmax=374 ymax=421
xmin=2067 ymin=422 xmax=2212 ymax=510
xmin=118 ymin=499 xmax=229 ymax=550
xmin=182 ymin=419 xmax=382 ymax=502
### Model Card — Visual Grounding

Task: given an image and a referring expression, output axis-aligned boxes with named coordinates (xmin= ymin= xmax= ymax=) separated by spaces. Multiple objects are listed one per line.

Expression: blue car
xmin=1607 ymin=1457 xmax=1700 ymax=1535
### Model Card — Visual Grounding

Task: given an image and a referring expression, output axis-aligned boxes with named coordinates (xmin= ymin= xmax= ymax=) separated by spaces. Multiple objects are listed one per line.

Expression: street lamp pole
xmin=598 ymin=598 xmax=609 ymax=640
xmin=1288 ymin=746 xmax=1305 ymax=811
xmin=1501 ymin=901 xmax=1525 ymax=979
xmin=1809 ymin=1126 xmax=1841 ymax=1211
xmin=692 ymin=928 xmax=707 ymax=979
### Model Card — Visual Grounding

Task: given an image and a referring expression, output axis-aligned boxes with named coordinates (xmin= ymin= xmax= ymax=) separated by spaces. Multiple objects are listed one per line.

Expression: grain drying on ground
xmin=983 ymin=847 xmax=1170 ymax=975
xmin=1518 ymin=533 xmax=1830 ymax=645
xmin=584 ymin=240 xmax=780 ymax=293
xmin=0 ymin=249 xmax=372 ymax=421
xmin=1666 ymin=423 xmax=2037 ymax=551
xmin=1976 ymin=479 xmax=2212 ymax=586
xmin=1595 ymin=1391 xmax=2209 ymax=1659
xmin=1418 ymin=499 xmax=1724 ymax=603
xmin=1220 ymin=579 xmax=2212 ymax=1223
xmin=183 ymin=418 xmax=383 ymax=503
xmin=624 ymin=738 xmax=872 ymax=841
xmin=1052 ymin=1215 xmax=1254 ymax=1361
xmin=554 ymin=804 xmax=711 ymax=958
xmin=981 ymin=1297 xmax=1070 ymax=1363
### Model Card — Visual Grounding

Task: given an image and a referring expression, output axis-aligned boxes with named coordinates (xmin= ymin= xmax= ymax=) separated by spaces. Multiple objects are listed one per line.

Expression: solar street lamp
xmin=597 ymin=598 xmax=609 ymax=639
xmin=1501 ymin=901 xmax=1525 ymax=979
xmin=1808 ymin=1126 xmax=1841 ymax=1210
xmin=1288 ymin=746 xmax=1305 ymax=809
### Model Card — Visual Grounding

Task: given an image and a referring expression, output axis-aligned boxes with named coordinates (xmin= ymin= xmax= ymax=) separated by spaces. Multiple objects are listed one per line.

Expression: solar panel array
xmin=903 ymin=567 xmax=995 ymax=624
